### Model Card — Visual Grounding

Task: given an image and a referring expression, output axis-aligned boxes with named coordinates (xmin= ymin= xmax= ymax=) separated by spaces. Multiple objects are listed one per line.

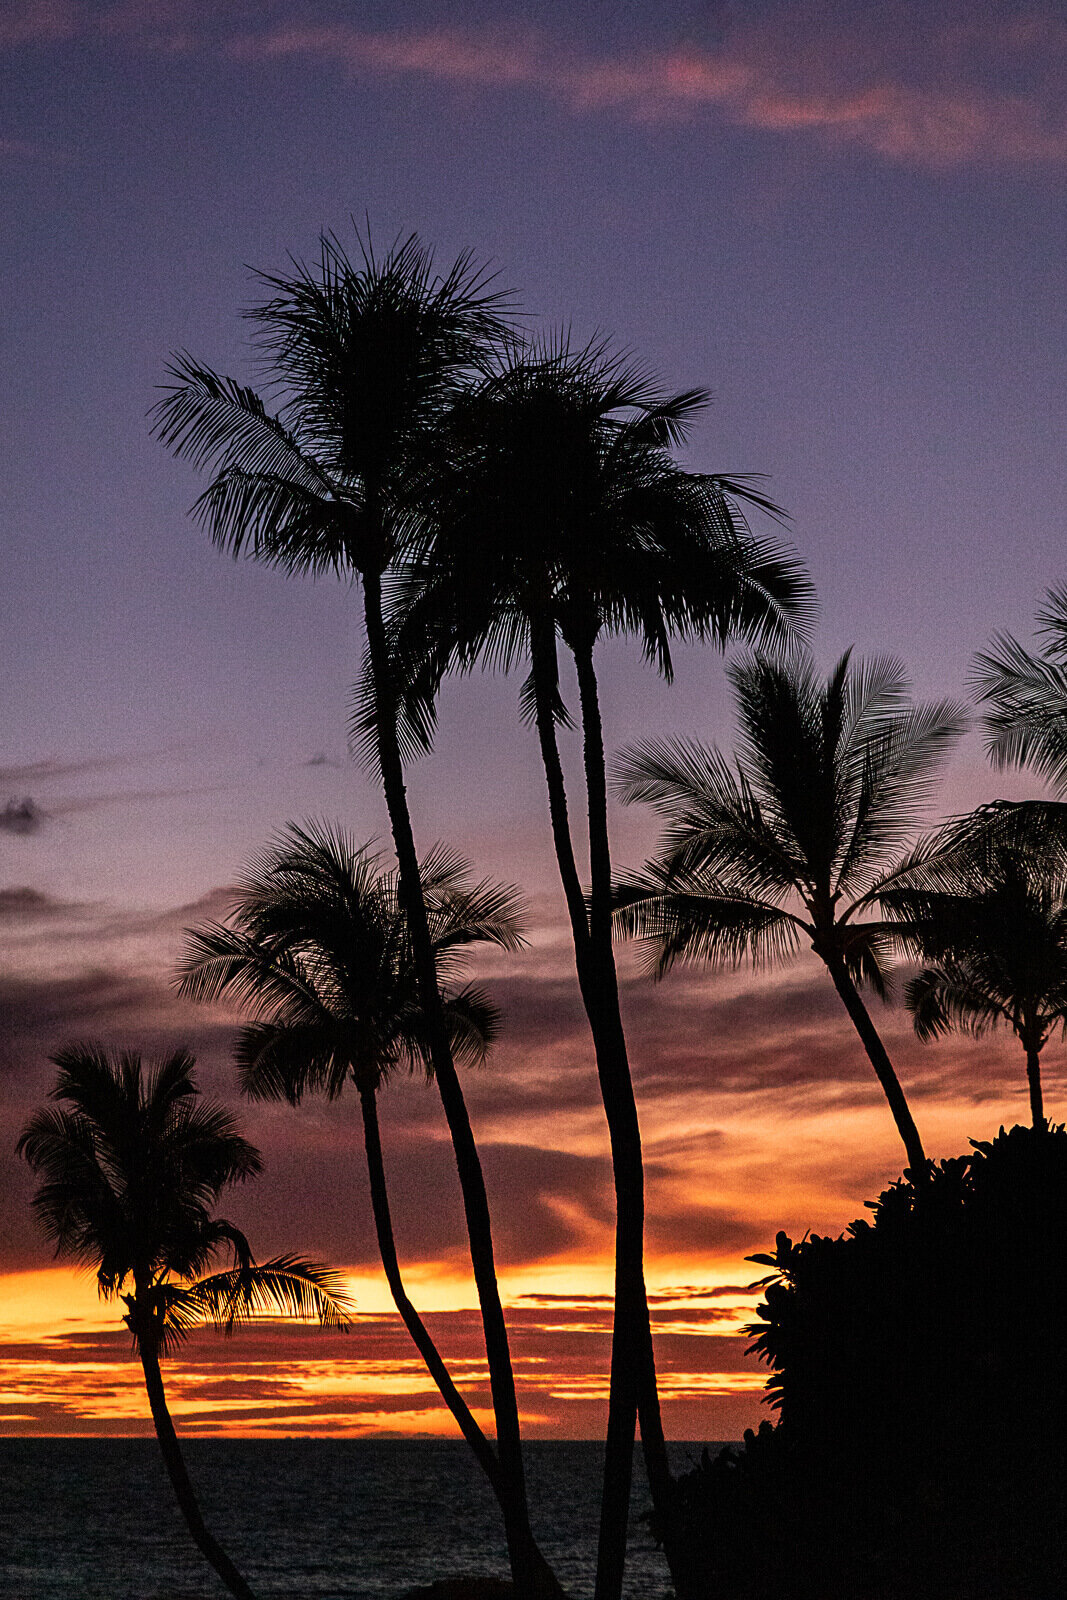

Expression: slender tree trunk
xmin=136 ymin=1330 xmax=256 ymax=1600
xmin=362 ymin=568 xmax=560 ymax=1600
xmin=359 ymin=1084 xmax=503 ymax=1490
xmin=526 ymin=620 xmax=669 ymax=1600
xmin=1025 ymin=1045 xmax=1046 ymax=1129
xmin=572 ymin=641 xmax=676 ymax=1591
xmin=824 ymin=955 xmax=927 ymax=1175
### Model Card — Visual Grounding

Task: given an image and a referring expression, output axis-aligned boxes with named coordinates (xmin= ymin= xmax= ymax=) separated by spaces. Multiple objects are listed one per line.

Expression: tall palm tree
xmin=615 ymin=650 xmax=967 ymax=1176
xmin=176 ymin=820 xmax=527 ymax=1509
xmin=151 ymin=232 xmax=556 ymax=1597
xmin=881 ymin=841 xmax=1067 ymax=1128
xmin=398 ymin=338 xmax=813 ymax=1600
xmin=973 ymin=584 xmax=1067 ymax=791
xmin=17 ymin=1044 xmax=350 ymax=1600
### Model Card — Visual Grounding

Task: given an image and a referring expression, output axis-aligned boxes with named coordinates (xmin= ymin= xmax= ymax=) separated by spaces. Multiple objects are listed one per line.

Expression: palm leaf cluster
xmin=881 ymin=830 xmax=1067 ymax=1127
xmin=611 ymin=649 xmax=967 ymax=1176
xmin=177 ymin=820 xmax=523 ymax=1106
xmin=16 ymin=1045 xmax=350 ymax=1355
xmin=92 ymin=222 xmax=1064 ymax=1596
xmin=153 ymin=233 xmax=511 ymax=584
xmin=615 ymin=650 xmax=965 ymax=989
xmin=399 ymin=336 xmax=813 ymax=710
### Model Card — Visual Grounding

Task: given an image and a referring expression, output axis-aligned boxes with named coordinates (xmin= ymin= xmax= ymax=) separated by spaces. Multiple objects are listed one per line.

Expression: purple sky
xmin=1 ymin=0 xmax=1065 ymax=1437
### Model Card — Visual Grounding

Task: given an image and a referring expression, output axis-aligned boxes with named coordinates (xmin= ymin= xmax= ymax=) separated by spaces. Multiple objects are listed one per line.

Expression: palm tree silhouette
xmin=399 ymin=337 xmax=812 ymax=1600
xmin=615 ymin=650 xmax=967 ymax=1176
xmin=177 ymin=820 xmax=526 ymax=1505
xmin=973 ymin=585 xmax=1067 ymax=791
xmin=151 ymin=232 xmax=557 ymax=1597
xmin=17 ymin=1045 xmax=350 ymax=1600
xmin=881 ymin=840 xmax=1067 ymax=1128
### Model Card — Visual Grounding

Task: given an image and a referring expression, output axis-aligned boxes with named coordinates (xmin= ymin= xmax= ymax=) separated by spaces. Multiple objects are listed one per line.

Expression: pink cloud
xmin=228 ymin=12 xmax=1067 ymax=168
xmin=3 ymin=3 xmax=1065 ymax=167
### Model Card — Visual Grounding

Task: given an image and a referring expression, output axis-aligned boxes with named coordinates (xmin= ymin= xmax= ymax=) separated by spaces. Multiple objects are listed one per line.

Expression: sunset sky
xmin=1 ymin=0 xmax=1065 ymax=1442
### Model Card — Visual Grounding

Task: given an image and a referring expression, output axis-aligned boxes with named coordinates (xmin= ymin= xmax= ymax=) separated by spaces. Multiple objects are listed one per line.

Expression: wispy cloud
xmin=2 ymin=1 xmax=1066 ymax=168
xmin=227 ymin=4 xmax=1067 ymax=168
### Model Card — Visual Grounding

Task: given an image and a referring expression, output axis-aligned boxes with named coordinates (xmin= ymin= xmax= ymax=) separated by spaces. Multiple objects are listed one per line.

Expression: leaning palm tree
xmin=17 ymin=1044 xmax=350 ymax=1600
xmin=973 ymin=584 xmax=1067 ymax=792
xmin=615 ymin=650 xmax=968 ymax=1176
xmin=881 ymin=841 xmax=1067 ymax=1128
xmin=399 ymin=337 xmax=813 ymax=1600
xmin=177 ymin=820 xmax=527 ymax=1513
xmin=151 ymin=232 xmax=555 ymax=1597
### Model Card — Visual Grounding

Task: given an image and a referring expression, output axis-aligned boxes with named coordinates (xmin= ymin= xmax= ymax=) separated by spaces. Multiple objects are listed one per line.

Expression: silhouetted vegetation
xmin=397 ymin=335 xmax=813 ymax=1595
xmin=665 ymin=1122 xmax=1067 ymax=1600
xmin=17 ymin=1046 xmax=351 ymax=1600
xmin=614 ymin=648 xmax=967 ymax=1173
xmin=881 ymin=835 xmax=1067 ymax=1127
xmin=9 ymin=222 xmax=1061 ymax=1598
xmin=178 ymin=821 xmax=536 ymax=1519
xmin=152 ymin=232 xmax=562 ymax=1598
xmin=973 ymin=584 xmax=1067 ymax=792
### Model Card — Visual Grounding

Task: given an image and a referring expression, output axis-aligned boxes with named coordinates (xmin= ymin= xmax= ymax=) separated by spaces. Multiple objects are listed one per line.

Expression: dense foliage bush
xmin=666 ymin=1123 xmax=1067 ymax=1599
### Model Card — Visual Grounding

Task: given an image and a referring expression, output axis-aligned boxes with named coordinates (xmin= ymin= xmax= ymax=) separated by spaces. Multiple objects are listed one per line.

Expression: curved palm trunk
xmin=362 ymin=569 xmax=559 ymax=1600
xmin=571 ymin=641 xmax=676 ymax=1586
xmin=823 ymin=955 xmax=927 ymax=1175
xmin=359 ymin=1084 xmax=504 ymax=1490
xmin=136 ymin=1328 xmax=256 ymax=1600
xmin=1024 ymin=1044 xmax=1046 ymax=1129
xmin=527 ymin=621 xmax=670 ymax=1600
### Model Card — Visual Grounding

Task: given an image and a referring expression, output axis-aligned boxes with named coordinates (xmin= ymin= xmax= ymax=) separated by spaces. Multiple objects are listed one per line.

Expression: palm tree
xmin=398 ymin=338 xmax=813 ymax=1600
xmin=176 ymin=820 xmax=527 ymax=1509
xmin=973 ymin=584 xmax=1067 ymax=791
xmin=151 ymin=232 xmax=556 ymax=1597
xmin=880 ymin=840 xmax=1067 ymax=1128
xmin=615 ymin=650 xmax=967 ymax=1177
xmin=16 ymin=1045 xmax=350 ymax=1600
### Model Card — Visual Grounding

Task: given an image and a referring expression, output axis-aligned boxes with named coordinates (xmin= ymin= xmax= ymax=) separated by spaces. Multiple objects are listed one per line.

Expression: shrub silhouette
xmin=667 ymin=1123 xmax=1067 ymax=1600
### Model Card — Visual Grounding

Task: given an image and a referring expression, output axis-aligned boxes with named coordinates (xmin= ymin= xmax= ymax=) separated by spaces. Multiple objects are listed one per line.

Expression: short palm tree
xmin=17 ymin=1045 xmax=350 ymax=1600
xmin=973 ymin=584 xmax=1067 ymax=791
xmin=400 ymin=337 xmax=813 ymax=1600
xmin=881 ymin=841 xmax=1067 ymax=1128
xmin=176 ymin=821 xmax=526 ymax=1510
xmin=151 ymin=232 xmax=555 ymax=1596
xmin=615 ymin=650 xmax=968 ymax=1176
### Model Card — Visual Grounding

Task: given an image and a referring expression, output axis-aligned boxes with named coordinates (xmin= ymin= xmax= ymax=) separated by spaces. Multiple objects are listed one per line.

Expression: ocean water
xmin=0 ymin=1440 xmax=723 ymax=1600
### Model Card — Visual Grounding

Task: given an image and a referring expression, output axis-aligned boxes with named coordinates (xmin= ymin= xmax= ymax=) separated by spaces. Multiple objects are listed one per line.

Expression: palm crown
xmin=615 ymin=649 xmax=966 ymax=985
xmin=614 ymin=650 xmax=967 ymax=1174
xmin=152 ymin=230 xmax=513 ymax=585
xmin=401 ymin=337 xmax=812 ymax=708
xmin=17 ymin=1045 xmax=350 ymax=1355
xmin=881 ymin=841 xmax=1067 ymax=1127
xmin=176 ymin=821 xmax=525 ymax=1105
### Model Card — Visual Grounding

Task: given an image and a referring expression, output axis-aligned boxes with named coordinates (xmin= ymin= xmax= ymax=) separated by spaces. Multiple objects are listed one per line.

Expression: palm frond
xmin=972 ymin=619 xmax=1067 ymax=791
xmin=234 ymin=1021 xmax=354 ymax=1104
xmin=835 ymin=697 xmax=969 ymax=896
xmin=615 ymin=736 xmax=806 ymax=897
xmin=613 ymin=868 xmax=806 ymax=977
xmin=180 ymin=1255 xmax=353 ymax=1334
xmin=151 ymin=355 xmax=333 ymax=492
xmin=905 ymin=965 xmax=1009 ymax=1042
xmin=444 ymin=984 xmax=501 ymax=1068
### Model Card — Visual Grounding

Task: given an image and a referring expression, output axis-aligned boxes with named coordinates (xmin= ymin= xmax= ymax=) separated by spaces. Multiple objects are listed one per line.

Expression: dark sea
xmin=0 ymin=1440 xmax=725 ymax=1600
